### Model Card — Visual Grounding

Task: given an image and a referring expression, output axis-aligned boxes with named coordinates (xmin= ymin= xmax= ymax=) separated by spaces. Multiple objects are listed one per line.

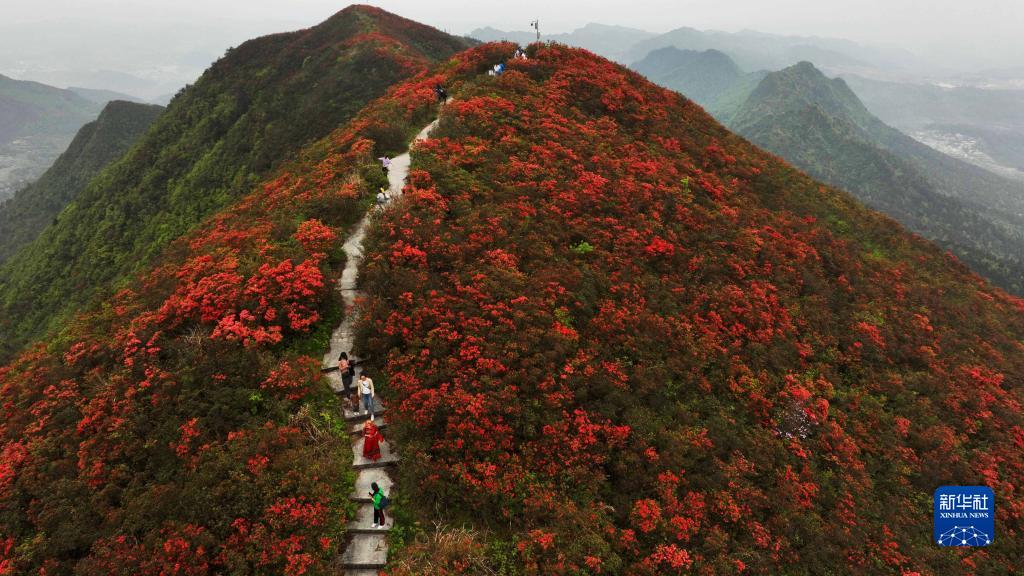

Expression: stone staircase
xmin=325 ymin=116 xmax=443 ymax=575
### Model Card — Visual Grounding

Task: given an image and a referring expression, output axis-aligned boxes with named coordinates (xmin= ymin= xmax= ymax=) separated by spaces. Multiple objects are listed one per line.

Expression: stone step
xmin=344 ymin=571 xmax=380 ymax=576
xmin=338 ymin=532 xmax=388 ymax=569
xmin=352 ymin=434 xmax=399 ymax=469
xmin=350 ymin=468 xmax=394 ymax=502
xmin=353 ymin=458 xmax=399 ymax=471
xmin=344 ymin=403 xmax=386 ymax=423
xmin=347 ymin=504 xmax=392 ymax=533
xmin=321 ymin=355 xmax=372 ymax=373
xmin=350 ymin=417 xmax=387 ymax=435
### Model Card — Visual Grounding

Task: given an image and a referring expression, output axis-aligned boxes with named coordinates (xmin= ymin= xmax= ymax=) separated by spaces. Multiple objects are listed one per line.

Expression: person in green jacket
xmin=370 ymin=481 xmax=387 ymax=529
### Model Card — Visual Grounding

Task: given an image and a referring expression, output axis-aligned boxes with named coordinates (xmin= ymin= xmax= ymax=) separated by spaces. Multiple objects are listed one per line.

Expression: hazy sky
xmin=4 ymin=0 xmax=1023 ymax=72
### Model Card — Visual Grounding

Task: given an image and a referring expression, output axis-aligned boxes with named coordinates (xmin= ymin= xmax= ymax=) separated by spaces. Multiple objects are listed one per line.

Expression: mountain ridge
xmin=0 ymin=99 xmax=163 ymax=264
xmin=0 ymin=74 xmax=102 ymax=201
xmin=0 ymin=4 xmax=472 ymax=360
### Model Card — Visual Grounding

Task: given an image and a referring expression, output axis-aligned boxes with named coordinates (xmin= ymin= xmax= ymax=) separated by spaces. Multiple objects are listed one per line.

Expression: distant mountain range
xmin=68 ymin=86 xmax=148 ymax=106
xmin=471 ymin=23 xmax=656 ymax=62
xmin=0 ymin=74 xmax=101 ymax=201
xmin=0 ymin=17 xmax=295 ymax=100
xmin=471 ymin=23 xmax=921 ymax=75
xmin=633 ymin=48 xmax=1024 ymax=293
xmin=622 ymin=26 xmax=921 ymax=75
xmin=0 ymin=99 xmax=163 ymax=264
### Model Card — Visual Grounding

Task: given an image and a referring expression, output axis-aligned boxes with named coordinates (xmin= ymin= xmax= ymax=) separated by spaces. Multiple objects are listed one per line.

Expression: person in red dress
xmin=362 ymin=420 xmax=383 ymax=461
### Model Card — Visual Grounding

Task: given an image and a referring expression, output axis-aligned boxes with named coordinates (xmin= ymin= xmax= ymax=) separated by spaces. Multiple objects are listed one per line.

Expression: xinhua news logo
xmin=934 ymin=486 xmax=994 ymax=547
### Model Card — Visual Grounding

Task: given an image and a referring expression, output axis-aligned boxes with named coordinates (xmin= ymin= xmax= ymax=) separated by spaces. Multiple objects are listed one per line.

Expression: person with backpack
xmin=376 ymin=186 xmax=389 ymax=209
xmin=370 ymin=482 xmax=389 ymax=529
xmin=434 ymin=84 xmax=448 ymax=104
xmin=338 ymin=351 xmax=357 ymax=394
xmin=358 ymin=373 xmax=376 ymax=420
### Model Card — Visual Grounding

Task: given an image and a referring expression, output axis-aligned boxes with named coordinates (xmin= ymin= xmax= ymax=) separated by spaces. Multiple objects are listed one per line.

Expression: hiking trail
xmin=322 ymin=115 xmax=441 ymax=575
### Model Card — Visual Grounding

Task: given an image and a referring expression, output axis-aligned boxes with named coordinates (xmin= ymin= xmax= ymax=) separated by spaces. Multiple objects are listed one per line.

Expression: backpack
xmin=379 ymin=493 xmax=391 ymax=509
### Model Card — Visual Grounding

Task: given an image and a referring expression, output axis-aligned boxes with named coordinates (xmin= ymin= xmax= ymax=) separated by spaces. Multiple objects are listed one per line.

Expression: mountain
xmin=0 ymin=100 xmax=163 ymax=264
xmin=2 ymin=15 xmax=1024 ymax=576
xmin=69 ymin=86 xmax=147 ymax=106
xmin=350 ymin=43 xmax=1024 ymax=574
xmin=729 ymin=62 xmax=1024 ymax=294
xmin=631 ymin=46 xmax=765 ymax=121
xmin=0 ymin=11 xmax=492 ymax=573
xmin=470 ymin=23 xmax=656 ymax=62
xmin=624 ymin=26 xmax=921 ymax=76
xmin=631 ymin=47 xmax=742 ymax=106
xmin=0 ymin=5 xmax=472 ymax=360
xmin=0 ymin=74 xmax=101 ymax=201
xmin=635 ymin=51 xmax=1024 ymax=293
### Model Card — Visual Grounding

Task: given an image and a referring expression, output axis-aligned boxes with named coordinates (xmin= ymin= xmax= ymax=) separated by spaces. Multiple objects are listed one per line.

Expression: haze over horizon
xmin=2 ymin=0 xmax=1022 ymax=98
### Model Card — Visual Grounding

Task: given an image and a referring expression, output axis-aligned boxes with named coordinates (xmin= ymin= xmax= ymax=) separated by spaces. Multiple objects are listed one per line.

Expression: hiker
xmin=378 ymin=156 xmax=391 ymax=175
xmin=370 ymin=482 xmax=388 ymax=529
xmin=362 ymin=420 xmax=383 ymax=461
xmin=376 ymin=186 xmax=389 ymax=209
xmin=338 ymin=351 xmax=354 ymax=394
xmin=434 ymin=84 xmax=448 ymax=103
xmin=514 ymin=48 xmax=527 ymax=60
xmin=494 ymin=62 xmax=505 ymax=75
xmin=358 ymin=373 xmax=376 ymax=420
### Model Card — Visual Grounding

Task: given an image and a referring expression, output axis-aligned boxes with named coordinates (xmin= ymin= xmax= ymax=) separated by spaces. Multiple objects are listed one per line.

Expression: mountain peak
xmin=789 ymin=60 xmax=824 ymax=75
xmin=733 ymin=59 xmax=871 ymax=126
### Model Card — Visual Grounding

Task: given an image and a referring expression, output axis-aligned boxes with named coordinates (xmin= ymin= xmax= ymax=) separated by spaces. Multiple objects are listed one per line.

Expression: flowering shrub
xmin=359 ymin=43 xmax=1024 ymax=574
xmin=0 ymin=18 xmax=513 ymax=576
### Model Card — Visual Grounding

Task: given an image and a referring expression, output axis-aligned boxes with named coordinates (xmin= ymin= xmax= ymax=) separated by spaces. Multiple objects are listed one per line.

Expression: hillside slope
xmin=730 ymin=62 xmax=1024 ymax=294
xmin=631 ymin=47 xmax=741 ymax=107
xmin=354 ymin=44 xmax=1024 ymax=574
xmin=0 ymin=16 xmax=506 ymax=576
xmin=0 ymin=5 xmax=472 ymax=361
xmin=0 ymin=75 xmax=101 ymax=201
xmin=631 ymin=46 xmax=764 ymax=122
xmin=0 ymin=100 xmax=164 ymax=264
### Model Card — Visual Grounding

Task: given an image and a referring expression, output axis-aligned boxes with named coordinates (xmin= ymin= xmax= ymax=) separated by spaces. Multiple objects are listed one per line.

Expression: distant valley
xmin=0 ymin=75 xmax=102 ymax=201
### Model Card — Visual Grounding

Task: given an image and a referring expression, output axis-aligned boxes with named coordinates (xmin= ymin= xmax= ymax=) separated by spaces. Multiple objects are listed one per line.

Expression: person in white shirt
xmin=358 ymin=373 xmax=376 ymax=420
